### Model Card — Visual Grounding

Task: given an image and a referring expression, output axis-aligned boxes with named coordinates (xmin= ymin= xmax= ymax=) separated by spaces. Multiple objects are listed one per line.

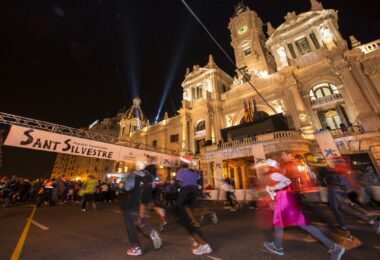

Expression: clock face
xmin=238 ymin=25 xmax=248 ymax=35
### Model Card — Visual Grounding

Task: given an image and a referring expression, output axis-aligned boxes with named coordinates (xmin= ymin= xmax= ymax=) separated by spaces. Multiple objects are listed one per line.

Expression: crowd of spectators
xmin=0 ymin=175 xmax=121 ymax=207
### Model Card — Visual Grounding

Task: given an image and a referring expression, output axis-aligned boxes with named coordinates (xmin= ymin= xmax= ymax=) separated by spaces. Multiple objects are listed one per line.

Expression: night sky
xmin=0 ymin=0 xmax=379 ymax=178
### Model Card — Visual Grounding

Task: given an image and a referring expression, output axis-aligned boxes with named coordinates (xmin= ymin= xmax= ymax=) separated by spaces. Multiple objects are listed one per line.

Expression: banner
xmin=314 ymin=129 xmax=341 ymax=159
xmin=251 ymin=142 xmax=266 ymax=164
xmin=4 ymin=125 xmax=179 ymax=167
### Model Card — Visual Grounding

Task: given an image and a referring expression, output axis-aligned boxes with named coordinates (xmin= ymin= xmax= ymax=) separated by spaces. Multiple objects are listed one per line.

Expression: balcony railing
xmin=216 ymin=131 xmax=302 ymax=150
xmin=359 ymin=39 xmax=380 ymax=54
xmin=310 ymin=93 xmax=343 ymax=106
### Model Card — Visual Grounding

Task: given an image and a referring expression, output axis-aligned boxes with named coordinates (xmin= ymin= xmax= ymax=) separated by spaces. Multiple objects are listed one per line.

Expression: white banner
xmin=4 ymin=125 xmax=179 ymax=167
xmin=251 ymin=142 xmax=266 ymax=164
xmin=314 ymin=129 xmax=341 ymax=159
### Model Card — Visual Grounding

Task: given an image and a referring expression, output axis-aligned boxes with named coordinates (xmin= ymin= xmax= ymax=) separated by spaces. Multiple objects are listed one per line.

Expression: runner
xmin=259 ymin=159 xmax=346 ymax=260
xmin=175 ymin=156 xmax=212 ymax=255
xmin=78 ymin=175 xmax=97 ymax=212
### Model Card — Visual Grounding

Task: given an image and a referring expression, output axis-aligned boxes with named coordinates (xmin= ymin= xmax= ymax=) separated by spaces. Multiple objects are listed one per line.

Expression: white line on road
xmin=28 ymin=219 xmax=49 ymax=231
xmin=374 ymin=246 xmax=380 ymax=250
xmin=206 ymin=255 xmax=223 ymax=260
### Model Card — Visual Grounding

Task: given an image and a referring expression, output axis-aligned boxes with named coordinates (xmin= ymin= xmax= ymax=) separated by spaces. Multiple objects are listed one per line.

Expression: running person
xmin=175 ymin=156 xmax=212 ymax=255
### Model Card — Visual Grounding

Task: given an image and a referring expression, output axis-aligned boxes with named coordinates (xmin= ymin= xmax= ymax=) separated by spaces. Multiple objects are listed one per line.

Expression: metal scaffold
xmin=0 ymin=112 xmax=177 ymax=155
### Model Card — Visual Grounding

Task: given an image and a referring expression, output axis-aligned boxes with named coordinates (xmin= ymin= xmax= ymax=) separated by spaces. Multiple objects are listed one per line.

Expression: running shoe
xmin=159 ymin=220 xmax=168 ymax=231
xmin=150 ymin=229 xmax=162 ymax=249
xmin=211 ymin=212 xmax=218 ymax=224
xmin=329 ymin=244 xmax=345 ymax=260
xmin=263 ymin=241 xmax=284 ymax=256
xmin=81 ymin=208 xmax=86 ymax=212
xmin=192 ymin=243 xmax=212 ymax=255
xmin=127 ymin=247 xmax=142 ymax=256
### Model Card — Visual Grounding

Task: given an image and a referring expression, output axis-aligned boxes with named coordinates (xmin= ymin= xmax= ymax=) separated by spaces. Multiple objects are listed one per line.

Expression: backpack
xmin=124 ymin=170 xmax=151 ymax=191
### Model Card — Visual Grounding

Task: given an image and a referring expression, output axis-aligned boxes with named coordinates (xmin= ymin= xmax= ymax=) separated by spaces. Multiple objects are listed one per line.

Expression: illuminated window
xmin=243 ymin=48 xmax=252 ymax=56
xmin=170 ymin=134 xmax=179 ymax=143
xmin=295 ymin=37 xmax=312 ymax=55
xmin=309 ymin=83 xmax=339 ymax=101
xmin=192 ymin=86 xmax=203 ymax=100
xmin=196 ymin=121 xmax=206 ymax=131
xmin=310 ymin=33 xmax=320 ymax=49
xmin=287 ymin=43 xmax=297 ymax=59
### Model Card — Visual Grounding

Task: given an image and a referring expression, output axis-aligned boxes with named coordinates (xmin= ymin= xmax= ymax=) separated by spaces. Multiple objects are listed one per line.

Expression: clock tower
xmin=228 ymin=1 xmax=275 ymax=79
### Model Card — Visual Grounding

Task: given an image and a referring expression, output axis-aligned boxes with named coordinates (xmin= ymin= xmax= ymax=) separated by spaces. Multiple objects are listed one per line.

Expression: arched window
xmin=309 ymin=83 xmax=339 ymax=101
xmin=196 ymin=121 xmax=206 ymax=131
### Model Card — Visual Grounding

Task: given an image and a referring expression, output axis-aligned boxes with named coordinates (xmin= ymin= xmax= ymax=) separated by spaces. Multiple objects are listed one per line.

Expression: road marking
xmin=374 ymin=246 xmax=380 ymax=250
xmin=29 ymin=219 xmax=49 ymax=231
xmin=206 ymin=256 xmax=223 ymax=260
xmin=11 ymin=205 xmax=37 ymax=260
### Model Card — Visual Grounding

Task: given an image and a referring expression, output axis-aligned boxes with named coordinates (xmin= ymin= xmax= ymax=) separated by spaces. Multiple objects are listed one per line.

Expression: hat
xmin=179 ymin=155 xmax=192 ymax=164
xmin=266 ymin=159 xmax=280 ymax=169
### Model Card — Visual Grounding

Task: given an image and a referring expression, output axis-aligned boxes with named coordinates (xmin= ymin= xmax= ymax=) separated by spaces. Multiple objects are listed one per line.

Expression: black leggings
xmin=175 ymin=186 xmax=207 ymax=244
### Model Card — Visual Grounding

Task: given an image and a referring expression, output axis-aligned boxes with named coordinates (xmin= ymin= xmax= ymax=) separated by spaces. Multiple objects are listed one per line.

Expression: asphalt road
xmin=1 ymin=202 xmax=380 ymax=260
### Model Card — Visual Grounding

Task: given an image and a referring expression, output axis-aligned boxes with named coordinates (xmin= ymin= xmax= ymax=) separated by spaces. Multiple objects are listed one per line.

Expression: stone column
xmin=336 ymin=60 xmax=380 ymax=131
xmin=240 ymin=164 xmax=248 ymax=189
xmin=363 ymin=59 xmax=380 ymax=97
xmin=348 ymin=52 xmax=380 ymax=114
xmin=205 ymin=111 xmax=212 ymax=141
xmin=181 ymin=115 xmax=189 ymax=151
xmin=206 ymin=162 xmax=214 ymax=187
xmin=282 ymin=75 xmax=313 ymax=133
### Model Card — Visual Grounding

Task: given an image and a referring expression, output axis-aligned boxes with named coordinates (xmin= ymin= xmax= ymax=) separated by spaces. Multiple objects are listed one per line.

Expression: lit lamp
xmin=171 ymin=172 xmax=176 ymax=177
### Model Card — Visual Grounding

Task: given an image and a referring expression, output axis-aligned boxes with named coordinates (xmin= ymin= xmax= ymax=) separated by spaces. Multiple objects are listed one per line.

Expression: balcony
xmin=359 ymin=39 xmax=380 ymax=54
xmin=310 ymin=93 xmax=343 ymax=107
xmin=216 ymin=131 xmax=303 ymax=150
xmin=194 ymin=130 xmax=206 ymax=138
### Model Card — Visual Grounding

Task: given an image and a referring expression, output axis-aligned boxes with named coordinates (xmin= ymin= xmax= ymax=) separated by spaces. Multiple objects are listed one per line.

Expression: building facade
xmin=118 ymin=0 xmax=380 ymax=188
xmin=50 ymin=111 xmax=123 ymax=180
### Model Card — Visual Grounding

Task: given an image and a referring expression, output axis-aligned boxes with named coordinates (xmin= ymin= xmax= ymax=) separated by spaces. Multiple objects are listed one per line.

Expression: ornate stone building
xmin=51 ymin=111 xmax=123 ymax=180
xmin=118 ymin=0 xmax=380 ymax=188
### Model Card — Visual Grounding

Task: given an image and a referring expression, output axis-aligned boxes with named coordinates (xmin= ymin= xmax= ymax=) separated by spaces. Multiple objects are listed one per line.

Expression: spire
xmin=206 ymin=54 xmax=217 ymax=68
xmin=185 ymin=67 xmax=190 ymax=77
xmin=349 ymin=35 xmax=361 ymax=48
xmin=234 ymin=0 xmax=247 ymax=16
xmin=310 ymin=0 xmax=323 ymax=11
xmin=267 ymin=22 xmax=275 ymax=36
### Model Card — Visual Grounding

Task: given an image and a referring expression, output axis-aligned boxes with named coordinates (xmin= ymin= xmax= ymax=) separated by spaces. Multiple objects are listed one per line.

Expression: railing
xmin=216 ymin=131 xmax=302 ymax=150
xmin=194 ymin=130 xmax=206 ymax=138
xmin=310 ymin=93 xmax=343 ymax=106
xmin=359 ymin=39 xmax=380 ymax=54
xmin=330 ymin=125 xmax=362 ymax=137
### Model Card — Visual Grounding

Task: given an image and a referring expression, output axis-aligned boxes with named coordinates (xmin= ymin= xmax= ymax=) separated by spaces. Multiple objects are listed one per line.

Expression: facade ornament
xmin=234 ymin=0 xmax=247 ymax=16
xmin=349 ymin=35 xmax=361 ymax=48
xmin=206 ymin=54 xmax=217 ymax=68
xmin=185 ymin=67 xmax=190 ymax=76
xmin=233 ymin=75 xmax=241 ymax=86
xmin=284 ymin=12 xmax=297 ymax=23
xmin=267 ymin=22 xmax=275 ymax=36
xmin=310 ymin=0 xmax=323 ymax=11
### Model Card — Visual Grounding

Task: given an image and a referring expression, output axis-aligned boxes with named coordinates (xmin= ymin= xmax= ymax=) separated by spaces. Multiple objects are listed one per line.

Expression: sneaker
xmin=159 ymin=220 xmax=168 ymax=231
xmin=150 ymin=229 xmax=162 ymax=249
xmin=127 ymin=247 xmax=142 ymax=256
xmin=329 ymin=244 xmax=345 ymax=260
xmin=199 ymin=215 xmax=205 ymax=223
xmin=81 ymin=208 xmax=86 ymax=212
xmin=211 ymin=212 xmax=218 ymax=224
xmin=263 ymin=241 xmax=284 ymax=256
xmin=192 ymin=243 xmax=212 ymax=255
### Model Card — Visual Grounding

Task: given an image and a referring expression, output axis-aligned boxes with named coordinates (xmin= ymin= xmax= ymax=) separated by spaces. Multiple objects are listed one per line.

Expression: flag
xmin=243 ymin=100 xmax=249 ymax=123
xmin=253 ymin=98 xmax=260 ymax=120
xmin=248 ymin=100 xmax=255 ymax=121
